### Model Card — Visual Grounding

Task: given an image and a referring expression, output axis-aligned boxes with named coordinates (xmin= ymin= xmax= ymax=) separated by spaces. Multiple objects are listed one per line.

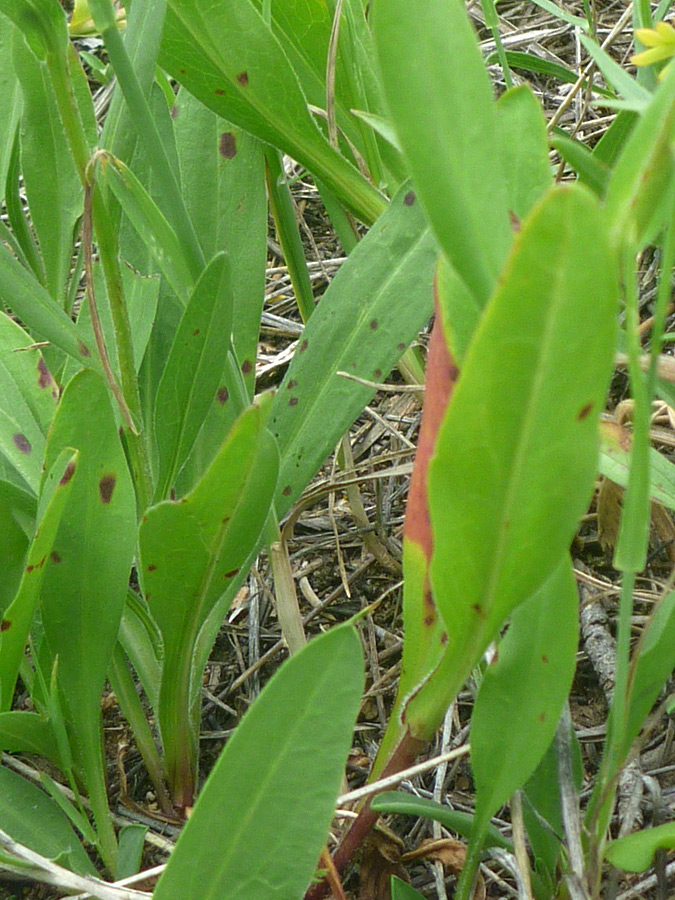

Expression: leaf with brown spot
xmin=218 ymin=132 xmax=237 ymax=158
xmin=99 ymin=474 xmax=116 ymax=504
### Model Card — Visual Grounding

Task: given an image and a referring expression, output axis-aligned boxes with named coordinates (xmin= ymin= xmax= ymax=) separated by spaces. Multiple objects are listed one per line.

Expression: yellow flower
xmin=632 ymin=20 xmax=675 ymax=69
xmin=69 ymin=0 xmax=126 ymax=37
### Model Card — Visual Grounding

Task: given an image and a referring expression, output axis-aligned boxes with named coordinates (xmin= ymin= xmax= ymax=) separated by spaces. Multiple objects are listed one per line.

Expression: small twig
xmin=336 ymin=371 xmax=425 ymax=392
xmin=510 ymin=791 xmax=533 ymax=900
xmin=556 ymin=706 xmax=591 ymax=900
xmin=336 ymin=744 xmax=470 ymax=806
xmin=326 ymin=0 xmax=344 ymax=150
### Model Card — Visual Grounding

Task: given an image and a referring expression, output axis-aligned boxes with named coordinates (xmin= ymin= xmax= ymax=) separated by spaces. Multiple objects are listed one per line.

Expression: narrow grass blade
xmin=139 ymin=398 xmax=278 ymax=806
xmin=152 ymin=626 xmax=363 ymax=900
xmin=153 ymin=252 xmax=234 ymax=499
xmin=270 ymin=183 xmax=437 ymax=518
xmin=0 ymin=19 xmax=22 ymax=198
xmin=40 ymin=370 xmax=137 ymax=870
xmin=579 ymin=33 xmax=651 ymax=105
xmin=373 ymin=0 xmax=512 ymax=305
xmin=552 ymin=133 xmax=610 ymax=196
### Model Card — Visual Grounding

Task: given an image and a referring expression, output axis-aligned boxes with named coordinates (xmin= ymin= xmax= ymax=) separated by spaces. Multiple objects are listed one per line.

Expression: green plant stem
xmin=88 ymin=0 xmax=205 ymax=280
xmin=480 ymin=0 xmax=513 ymax=88
xmin=46 ymin=45 xmax=153 ymax=510
xmin=108 ymin=644 xmax=173 ymax=817
xmin=265 ymin=150 xmax=316 ymax=323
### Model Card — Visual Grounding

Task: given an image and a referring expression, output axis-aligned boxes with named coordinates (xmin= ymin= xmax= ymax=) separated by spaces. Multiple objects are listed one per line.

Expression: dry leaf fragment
xmin=401 ymin=837 xmax=467 ymax=874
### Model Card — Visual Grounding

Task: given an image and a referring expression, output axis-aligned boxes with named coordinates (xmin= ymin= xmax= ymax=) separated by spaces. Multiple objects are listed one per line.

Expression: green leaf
xmin=495 ymin=86 xmax=552 ymax=222
xmin=620 ymin=589 xmax=675 ymax=760
xmin=153 ymin=252 xmax=234 ymax=499
xmin=0 ymin=449 xmax=78 ymax=711
xmin=429 ymin=184 xmax=617 ymax=670
xmin=0 ymin=17 xmax=22 ymax=196
xmin=270 ymin=182 xmax=437 ymax=517
xmin=405 ymin=185 xmax=618 ymax=740
xmin=0 ymin=711 xmax=59 ymax=763
xmin=97 ymin=152 xmax=195 ymax=303
xmin=0 ymin=766 xmax=96 ymax=876
xmin=39 ymin=369 xmax=137 ymax=869
xmin=603 ymin=59 xmax=675 ymax=246
xmin=552 ymin=133 xmax=610 ymax=197
xmin=391 ymin=877 xmax=426 ymax=900
xmin=0 ymin=240 xmax=97 ymax=370
xmin=0 ymin=485 xmax=31 ymax=614
xmin=373 ymin=0 xmax=512 ymax=304
xmin=371 ymin=792 xmax=513 ymax=851
xmin=579 ymin=34 xmax=651 ymax=105
xmin=173 ymin=92 xmax=266 ymax=379
xmin=139 ymin=397 xmax=279 ymax=806
xmin=0 ymin=312 xmax=59 ymax=493
xmin=472 ymin=558 xmax=579 ymax=820
xmin=0 ymin=0 xmax=68 ymax=60
xmin=12 ymin=32 xmax=84 ymax=300
xmin=152 ymin=626 xmax=363 ymax=900
xmin=599 ymin=426 xmax=675 ymax=511
xmin=605 ymin=822 xmax=675 ymax=872
xmin=161 ymin=0 xmax=385 ymax=225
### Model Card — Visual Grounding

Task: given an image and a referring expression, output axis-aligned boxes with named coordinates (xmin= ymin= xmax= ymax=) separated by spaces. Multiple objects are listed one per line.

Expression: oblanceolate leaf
xmin=0 ymin=241 xmax=97 ymax=370
xmin=139 ymin=397 xmax=279 ymax=806
xmin=270 ymin=183 xmax=437 ymax=518
xmin=405 ymin=184 xmax=618 ymax=739
xmin=0 ymin=766 xmax=97 ymax=876
xmin=0 ymin=486 xmax=30 ymax=615
xmin=173 ymin=90 xmax=266 ymax=388
xmin=373 ymin=0 xmax=512 ymax=305
xmin=12 ymin=32 xmax=83 ymax=301
xmin=495 ymin=85 xmax=551 ymax=221
xmin=605 ymin=822 xmax=675 ymax=872
xmin=160 ymin=0 xmax=385 ymax=225
xmin=153 ymin=252 xmax=234 ymax=499
xmin=0 ymin=449 xmax=78 ymax=711
xmin=471 ymin=558 xmax=579 ymax=825
xmin=39 ymin=369 xmax=137 ymax=869
xmin=0 ymin=312 xmax=59 ymax=493
xmin=152 ymin=626 xmax=363 ymax=900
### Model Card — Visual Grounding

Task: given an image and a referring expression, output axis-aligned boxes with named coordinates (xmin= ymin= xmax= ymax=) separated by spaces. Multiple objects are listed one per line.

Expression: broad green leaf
xmin=495 ymin=86 xmax=551 ymax=221
xmin=620 ymin=589 xmax=675 ymax=761
xmin=406 ymin=185 xmax=617 ymax=738
xmin=152 ymin=626 xmax=363 ymax=900
xmin=391 ymin=877 xmax=426 ymax=900
xmin=472 ymin=558 xmax=579 ymax=822
xmin=0 ymin=312 xmax=59 ymax=492
xmin=0 ymin=711 xmax=59 ymax=763
xmin=552 ymin=133 xmax=610 ymax=197
xmin=270 ymin=183 xmax=437 ymax=517
xmin=434 ymin=255 xmax=481 ymax=367
xmin=430 ymin=184 xmax=616 ymax=659
xmin=605 ymin=822 xmax=675 ymax=872
xmin=0 ymin=766 xmax=96 ymax=876
xmin=604 ymin=59 xmax=675 ymax=246
xmin=371 ymin=792 xmax=513 ymax=852
xmin=0 ymin=240 xmax=98 ymax=370
xmin=172 ymin=91 xmax=266 ymax=388
xmin=154 ymin=252 xmax=234 ymax=499
xmin=161 ymin=0 xmax=385 ymax=225
xmin=373 ymin=0 xmax=512 ymax=304
xmin=40 ymin=369 xmax=137 ymax=869
xmin=12 ymin=32 xmax=84 ymax=300
xmin=139 ymin=397 xmax=279 ymax=805
xmin=0 ymin=449 xmax=78 ymax=711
